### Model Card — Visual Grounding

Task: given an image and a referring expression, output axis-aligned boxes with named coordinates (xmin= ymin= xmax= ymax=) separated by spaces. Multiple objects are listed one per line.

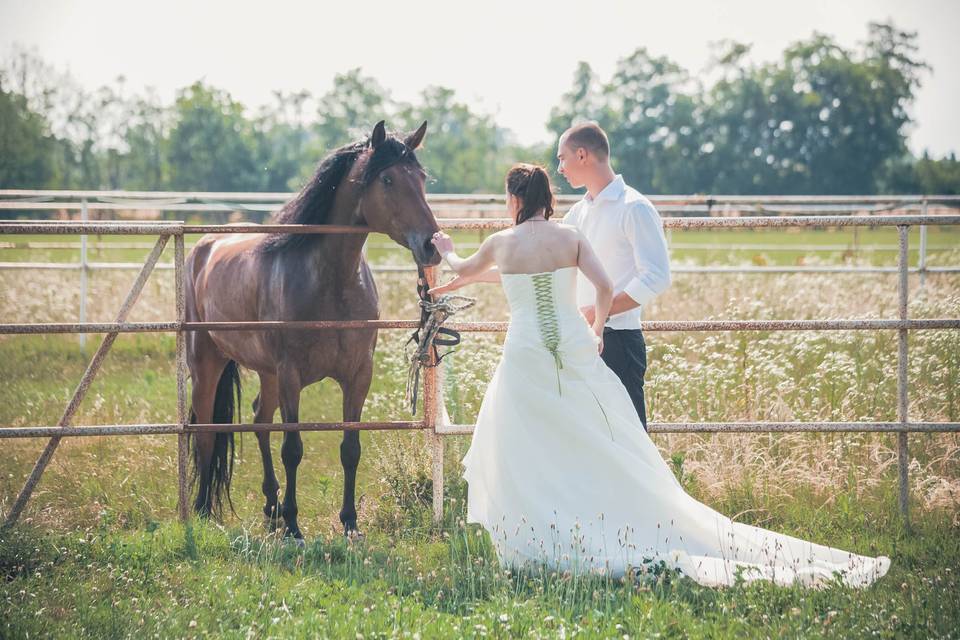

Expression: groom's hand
xmin=580 ymin=305 xmax=596 ymax=325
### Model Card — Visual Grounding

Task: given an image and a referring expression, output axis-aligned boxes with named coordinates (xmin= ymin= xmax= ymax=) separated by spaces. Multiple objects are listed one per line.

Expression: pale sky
xmin=1 ymin=0 xmax=958 ymax=156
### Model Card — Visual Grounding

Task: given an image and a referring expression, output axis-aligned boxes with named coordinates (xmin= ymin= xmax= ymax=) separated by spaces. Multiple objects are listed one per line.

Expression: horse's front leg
xmin=339 ymin=360 xmax=373 ymax=537
xmin=278 ymin=368 xmax=304 ymax=542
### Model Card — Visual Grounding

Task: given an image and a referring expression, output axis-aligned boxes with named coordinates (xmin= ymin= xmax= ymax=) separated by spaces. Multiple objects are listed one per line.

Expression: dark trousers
xmin=600 ymin=328 xmax=648 ymax=431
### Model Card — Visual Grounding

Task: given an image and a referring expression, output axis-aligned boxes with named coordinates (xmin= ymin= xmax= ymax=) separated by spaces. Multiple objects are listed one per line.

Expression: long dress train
xmin=461 ymin=266 xmax=890 ymax=588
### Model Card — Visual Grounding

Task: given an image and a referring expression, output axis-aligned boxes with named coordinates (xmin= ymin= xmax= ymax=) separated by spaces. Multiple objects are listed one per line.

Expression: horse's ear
xmin=370 ymin=120 xmax=386 ymax=148
xmin=405 ymin=121 xmax=428 ymax=150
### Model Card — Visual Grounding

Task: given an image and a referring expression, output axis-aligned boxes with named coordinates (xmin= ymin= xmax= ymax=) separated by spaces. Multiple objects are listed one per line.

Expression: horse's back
xmin=186 ymin=230 xmax=380 ymax=382
xmin=190 ymin=231 xmax=266 ymax=281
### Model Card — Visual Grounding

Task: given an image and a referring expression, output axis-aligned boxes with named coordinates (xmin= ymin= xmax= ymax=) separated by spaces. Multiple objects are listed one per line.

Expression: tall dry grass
xmin=1 ymin=249 xmax=958 ymax=529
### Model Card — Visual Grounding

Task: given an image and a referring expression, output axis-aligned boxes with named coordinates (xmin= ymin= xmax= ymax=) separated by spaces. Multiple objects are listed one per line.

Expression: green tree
xmin=252 ymin=90 xmax=313 ymax=192
xmin=547 ymin=51 xmax=705 ymax=194
xmin=116 ymin=93 xmax=169 ymax=190
xmin=167 ymin=82 xmax=260 ymax=191
xmin=880 ymin=152 xmax=960 ymax=194
xmin=397 ymin=86 xmax=512 ymax=193
xmin=548 ymin=22 xmax=931 ymax=195
xmin=314 ymin=69 xmax=391 ymax=150
xmin=705 ymin=24 xmax=927 ymax=194
xmin=290 ymin=69 xmax=392 ymax=186
xmin=0 ymin=83 xmax=57 ymax=188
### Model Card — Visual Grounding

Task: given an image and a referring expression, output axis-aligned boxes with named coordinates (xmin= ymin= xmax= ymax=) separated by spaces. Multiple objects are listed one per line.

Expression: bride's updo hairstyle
xmin=506 ymin=163 xmax=555 ymax=225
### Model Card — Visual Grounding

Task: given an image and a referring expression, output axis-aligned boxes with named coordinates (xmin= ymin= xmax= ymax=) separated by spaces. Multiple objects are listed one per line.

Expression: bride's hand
xmin=592 ymin=321 xmax=605 ymax=354
xmin=431 ymin=231 xmax=454 ymax=256
xmin=428 ymin=275 xmax=466 ymax=296
xmin=580 ymin=305 xmax=597 ymax=326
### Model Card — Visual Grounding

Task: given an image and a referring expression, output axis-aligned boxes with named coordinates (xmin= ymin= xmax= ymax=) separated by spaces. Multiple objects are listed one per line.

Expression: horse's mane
xmin=260 ymin=134 xmax=422 ymax=254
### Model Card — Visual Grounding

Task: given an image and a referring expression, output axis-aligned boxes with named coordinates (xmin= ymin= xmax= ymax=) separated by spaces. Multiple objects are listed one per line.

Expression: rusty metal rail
xmin=2 ymin=318 xmax=959 ymax=335
xmin=4 ymin=262 xmax=958 ymax=276
xmin=4 ymin=208 xmax=960 ymax=278
xmin=1 ymin=214 xmax=959 ymax=530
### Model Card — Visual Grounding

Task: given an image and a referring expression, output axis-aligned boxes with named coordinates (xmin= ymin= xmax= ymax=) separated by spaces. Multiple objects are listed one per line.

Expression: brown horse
xmin=184 ymin=121 xmax=440 ymax=540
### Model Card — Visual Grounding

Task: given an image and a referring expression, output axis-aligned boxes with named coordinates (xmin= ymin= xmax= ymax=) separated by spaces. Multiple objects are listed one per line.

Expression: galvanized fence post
xmin=897 ymin=225 xmax=910 ymax=527
xmin=918 ymin=198 xmax=928 ymax=289
xmin=79 ymin=199 xmax=88 ymax=353
xmin=174 ymin=229 xmax=190 ymax=522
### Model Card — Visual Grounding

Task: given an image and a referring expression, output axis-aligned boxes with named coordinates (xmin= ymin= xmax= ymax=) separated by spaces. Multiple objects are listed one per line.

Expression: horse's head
xmin=356 ymin=121 xmax=441 ymax=266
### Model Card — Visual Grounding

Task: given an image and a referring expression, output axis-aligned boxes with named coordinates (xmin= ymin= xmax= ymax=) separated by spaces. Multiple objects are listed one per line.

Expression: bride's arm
xmin=428 ymin=268 xmax=500 ymax=295
xmin=428 ymin=232 xmax=499 ymax=294
xmin=432 ymin=232 xmax=496 ymax=276
xmin=468 ymin=267 xmax=501 ymax=283
xmin=576 ymin=231 xmax=614 ymax=336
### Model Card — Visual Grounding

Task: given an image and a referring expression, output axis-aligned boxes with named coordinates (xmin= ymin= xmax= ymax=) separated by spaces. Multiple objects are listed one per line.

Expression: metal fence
xmin=2 ymin=191 xmax=959 ymax=355
xmin=3 ymin=191 xmax=960 ymax=276
xmin=1 ymin=205 xmax=959 ymax=530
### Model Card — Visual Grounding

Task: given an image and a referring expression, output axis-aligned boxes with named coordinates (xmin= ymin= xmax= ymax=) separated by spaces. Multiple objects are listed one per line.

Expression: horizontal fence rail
xmin=3 ymin=191 xmax=959 ymax=280
xmin=5 ymin=215 xmax=960 ymax=232
xmin=2 ymin=263 xmax=958 ymax=276
xmin=2 ymin=422 xmax=959 ymax=440
xmin=3 ymin=189 xmax=960 ymax=212
xmin=2 ymin=318 xmax=959 ymax=335
xmin=1 ymin=196 xmax=959 ymax=530
xmin=1 ymin=240 xmax=955 ymax=252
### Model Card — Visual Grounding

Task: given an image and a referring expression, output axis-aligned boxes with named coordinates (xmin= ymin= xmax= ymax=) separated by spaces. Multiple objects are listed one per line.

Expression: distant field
xmin=1 ymin=225 xmax=958 ymax=268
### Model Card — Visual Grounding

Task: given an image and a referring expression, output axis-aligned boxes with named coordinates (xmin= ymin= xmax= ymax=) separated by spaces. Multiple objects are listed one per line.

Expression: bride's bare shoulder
xmin=554 ymin=222 xmax=583 ymax=242
xmin=487 ymin=228 xmax=512 ymax=243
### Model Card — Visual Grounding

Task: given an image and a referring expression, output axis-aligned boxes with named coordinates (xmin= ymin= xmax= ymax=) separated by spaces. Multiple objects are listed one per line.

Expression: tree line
xmin=1 ymin=21 xmax=957 ymax=196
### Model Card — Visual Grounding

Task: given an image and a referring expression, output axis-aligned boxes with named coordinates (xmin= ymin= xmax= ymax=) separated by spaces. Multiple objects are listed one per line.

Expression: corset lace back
xmin=531 ymin=272 xmax=564 ymax=393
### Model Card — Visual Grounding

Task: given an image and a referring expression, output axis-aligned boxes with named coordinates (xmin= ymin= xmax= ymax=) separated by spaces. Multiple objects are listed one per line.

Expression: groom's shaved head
xmin=561 ymin=122 xmax=610 ymax=160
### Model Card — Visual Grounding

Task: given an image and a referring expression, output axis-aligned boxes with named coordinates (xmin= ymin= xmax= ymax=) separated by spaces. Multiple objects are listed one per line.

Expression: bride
xmin=428 ymin=163 xmax=890 ymax=588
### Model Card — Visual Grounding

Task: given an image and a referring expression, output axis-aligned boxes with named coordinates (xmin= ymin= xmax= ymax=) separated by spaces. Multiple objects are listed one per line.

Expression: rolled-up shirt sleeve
xmin=620 ymin=201 xmax=671 ymax=307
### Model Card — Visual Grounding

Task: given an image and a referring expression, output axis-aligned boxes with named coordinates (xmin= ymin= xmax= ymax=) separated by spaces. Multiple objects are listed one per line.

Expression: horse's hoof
xmin=264 ymin=512 xmax=283 ymax=531
xmin=284 ymin=536 xmax=306 ymax=548
xmin=265 ymin=519 xmax=283 ymax=532
xmin=283 ymin=526 xmax=305 ymax=546
xmin=263 ymin=505 xmax=283 ymax=531
xmin=344 ymin=526 xmax=365 ymax=542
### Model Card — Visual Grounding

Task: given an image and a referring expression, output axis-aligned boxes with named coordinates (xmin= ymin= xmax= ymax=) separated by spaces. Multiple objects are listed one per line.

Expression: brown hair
xmin=506 ymin=163 xmax=555 ymax=225
xmin=562 ymin=121 xmax=610 ymax=159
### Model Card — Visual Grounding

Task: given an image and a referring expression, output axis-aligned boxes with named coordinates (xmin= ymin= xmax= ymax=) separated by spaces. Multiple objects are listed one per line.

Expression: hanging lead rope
xmin=406 ymin=265 xmax=476 ymax=415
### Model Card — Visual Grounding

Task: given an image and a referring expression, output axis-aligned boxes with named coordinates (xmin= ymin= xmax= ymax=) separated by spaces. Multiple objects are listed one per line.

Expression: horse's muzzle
xmin=408 ymin=233 xmax=442 ymax=266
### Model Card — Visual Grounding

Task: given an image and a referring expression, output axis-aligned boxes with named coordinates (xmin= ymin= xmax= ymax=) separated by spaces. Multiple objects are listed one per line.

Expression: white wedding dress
xmin=461 ymin=266 xmax=890 ymax=588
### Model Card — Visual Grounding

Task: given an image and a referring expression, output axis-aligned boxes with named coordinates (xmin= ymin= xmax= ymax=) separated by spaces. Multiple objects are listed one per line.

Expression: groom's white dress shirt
xmin=563 ymin=175 xmax=671 ymax=330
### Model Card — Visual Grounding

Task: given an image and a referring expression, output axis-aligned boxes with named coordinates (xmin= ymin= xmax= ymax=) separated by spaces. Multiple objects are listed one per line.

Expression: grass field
xmin=1 ymin=224 xmax=959 ymax=638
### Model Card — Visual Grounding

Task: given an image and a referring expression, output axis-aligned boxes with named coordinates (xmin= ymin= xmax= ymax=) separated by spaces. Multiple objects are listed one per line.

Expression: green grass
xmin=1 ymin=226 xmax=958 ymax=637
xmin=1 ymin=322 xmax=958 ymax=636
xmin=2 ymin=492 xmax=958 ymax=638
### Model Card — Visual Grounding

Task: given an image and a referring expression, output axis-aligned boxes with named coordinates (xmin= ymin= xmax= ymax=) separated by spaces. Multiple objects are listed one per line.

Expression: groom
xmin=557 ymin=122 xmax=671 ymax=431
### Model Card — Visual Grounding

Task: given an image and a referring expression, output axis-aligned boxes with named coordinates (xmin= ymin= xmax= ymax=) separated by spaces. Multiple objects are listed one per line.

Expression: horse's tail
xmin=190 ymin=360 xmax=241 ymax=519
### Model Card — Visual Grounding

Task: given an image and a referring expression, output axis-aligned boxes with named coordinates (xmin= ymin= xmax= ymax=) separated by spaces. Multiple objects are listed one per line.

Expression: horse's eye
xmin=381 ymin=175 xmax=392 ymax=186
